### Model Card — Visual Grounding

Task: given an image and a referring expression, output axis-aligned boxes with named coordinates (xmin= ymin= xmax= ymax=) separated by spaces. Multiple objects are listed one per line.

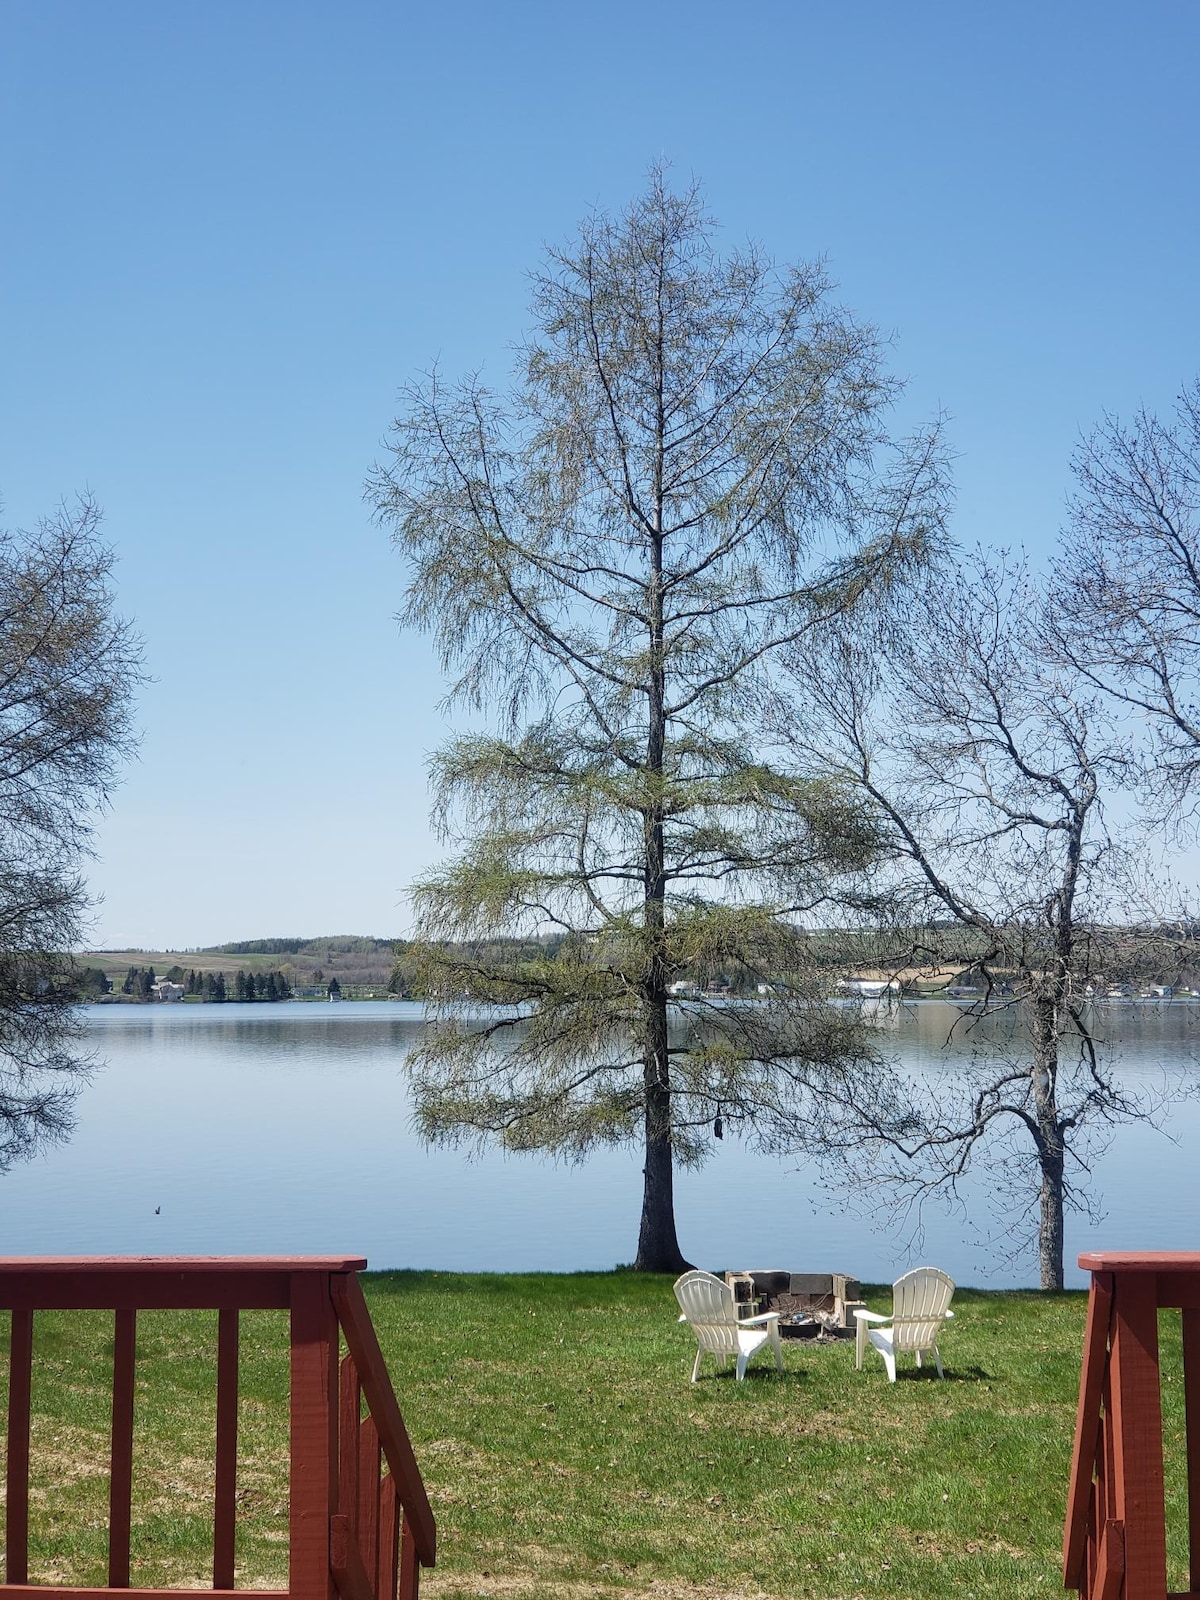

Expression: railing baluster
xmin=1094 ymin=1518 xmax=1125 ymax=1600
xmin=1098 ymin=1369 xmax=1115 ymax=1598
xmin=109 ymin=1308 xmax=137 ymax=1587
xmin=330 ymin=1512 xmax=375 ymax=1600
xmin=339 ymin=1353 xmax=361 ymax=1538
xmin=1102 ymin=1365 xmax=1115 ymax=1506
xmin=213 ymin=1309 xmax=240 ymax=1590
xmin=398 ymin=1513 xmax=418 ymax=1600
xmin=378 ymin=1475 xmax=398 ymax=1600
xmin=7 ymin=1307 xmax=33 ymax=1584
xmin=358 ymin=1412 xmax=380 ymax=1587
xmin=1093 ymin=1384 xmax=1107 ymax=1572
xmin=1086 ymin=1480 xmax=1098 ymax=1596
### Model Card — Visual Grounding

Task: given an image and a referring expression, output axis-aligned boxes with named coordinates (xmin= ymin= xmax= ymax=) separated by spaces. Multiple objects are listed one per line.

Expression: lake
xmin=0 ymin=1000 xmax=1195 ymax=1288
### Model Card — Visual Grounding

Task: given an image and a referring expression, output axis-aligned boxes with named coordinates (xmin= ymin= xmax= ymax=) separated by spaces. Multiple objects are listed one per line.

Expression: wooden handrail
xmin=0 ymin=1256 xmax=434 ymax=1600
xmin=1064 ymin=1271 xmax=1115 ymax=1588
xmin=330 ymin=1276 xmax=436 ymax=1567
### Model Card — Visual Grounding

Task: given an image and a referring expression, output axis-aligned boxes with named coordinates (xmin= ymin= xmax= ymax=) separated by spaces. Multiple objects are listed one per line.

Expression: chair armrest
xmin=739 ymin=1311 xmax=780 ymax=1327
xmin=853 ymin=1308 xmax=890 ymax=1324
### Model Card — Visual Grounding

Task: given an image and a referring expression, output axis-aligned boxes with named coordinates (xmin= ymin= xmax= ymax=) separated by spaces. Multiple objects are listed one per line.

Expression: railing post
xmin=291 ymin=1270 xmax=340 ymax=1600
xmin=1108 ymin=1271 xmax=1167 ymax=1599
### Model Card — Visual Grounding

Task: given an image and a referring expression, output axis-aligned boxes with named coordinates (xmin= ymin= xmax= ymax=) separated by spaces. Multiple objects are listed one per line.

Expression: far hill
xmin=84 ymin=936 xmax=403 ymax=991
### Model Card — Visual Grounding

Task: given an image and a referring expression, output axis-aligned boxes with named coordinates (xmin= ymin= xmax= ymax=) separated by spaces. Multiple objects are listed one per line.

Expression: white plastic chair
xmin=854 ymin=1267 xmax=955 ymax=1381
xmin=673 ymin=1269 xmax=784 ymax=1382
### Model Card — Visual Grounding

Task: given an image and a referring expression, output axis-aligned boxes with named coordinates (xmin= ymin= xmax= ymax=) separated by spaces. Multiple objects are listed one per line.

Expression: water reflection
xmin=0 ymin=1000 xmax=1193 ymax=1288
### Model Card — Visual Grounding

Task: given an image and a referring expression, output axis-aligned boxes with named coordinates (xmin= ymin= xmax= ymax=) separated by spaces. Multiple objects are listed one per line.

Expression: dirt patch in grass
xmin=427 ymin=1576 xmax=788 ymax=1600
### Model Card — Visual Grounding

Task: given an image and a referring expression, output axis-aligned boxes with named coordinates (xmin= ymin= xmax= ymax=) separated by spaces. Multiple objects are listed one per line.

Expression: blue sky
xmin=2 ymin=1 xmax=1197 ymax=950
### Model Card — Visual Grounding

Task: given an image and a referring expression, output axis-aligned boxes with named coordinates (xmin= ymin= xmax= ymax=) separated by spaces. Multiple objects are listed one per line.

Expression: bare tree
xmin=368 ymin=169 xmax=949 ymax=1271
xmin=1053 ymin=379 xmax=1200 ymax=815
xmin=779 ymin=549 xmax=1156 ymax=1289
xmin=0 ymin=493 xmax=143 ymax=1169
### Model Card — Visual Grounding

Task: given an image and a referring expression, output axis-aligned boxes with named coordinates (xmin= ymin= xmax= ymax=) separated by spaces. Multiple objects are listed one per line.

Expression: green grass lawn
xmin=4 ymin=1272 xmax=1195 ymax=1600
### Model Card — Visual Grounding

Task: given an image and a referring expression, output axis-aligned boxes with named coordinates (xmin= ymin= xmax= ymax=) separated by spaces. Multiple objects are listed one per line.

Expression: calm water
xmin=0 ymin=1000 xmax=1196 ymax=1288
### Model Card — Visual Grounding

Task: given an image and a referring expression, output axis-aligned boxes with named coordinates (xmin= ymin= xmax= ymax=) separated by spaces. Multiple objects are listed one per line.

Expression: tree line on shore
xmin=76 ymin=965 xmax=295 ymax=1002
xmin=388 ymin=929 xmax=1200 ymax=1004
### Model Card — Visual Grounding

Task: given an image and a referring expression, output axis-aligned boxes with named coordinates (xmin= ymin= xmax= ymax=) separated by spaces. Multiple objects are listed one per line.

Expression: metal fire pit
xmin=725 ymin=1270 xmax=864 ymax=1340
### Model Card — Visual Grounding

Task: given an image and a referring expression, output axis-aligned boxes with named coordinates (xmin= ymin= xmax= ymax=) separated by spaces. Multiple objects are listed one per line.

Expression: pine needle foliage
xmin=368 ymin=169 xmax=949 ymax=1269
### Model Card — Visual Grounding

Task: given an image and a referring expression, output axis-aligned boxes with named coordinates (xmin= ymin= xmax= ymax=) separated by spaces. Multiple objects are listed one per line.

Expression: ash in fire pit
xmin=724 ymin=1270 xmax=864 ymax=1341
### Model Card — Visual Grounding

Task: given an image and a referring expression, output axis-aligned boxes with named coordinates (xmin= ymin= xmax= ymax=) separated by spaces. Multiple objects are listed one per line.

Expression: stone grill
xmin=725 ymin=1270 xmax=864 ymax=1339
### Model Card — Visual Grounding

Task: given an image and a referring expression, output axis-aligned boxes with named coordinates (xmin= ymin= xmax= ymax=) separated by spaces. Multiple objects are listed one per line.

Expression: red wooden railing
xmin=0 ymin=1257 xmax=435 ymax=1600
xmin=1065 ymin=1252 xmax=1200 ymax=1600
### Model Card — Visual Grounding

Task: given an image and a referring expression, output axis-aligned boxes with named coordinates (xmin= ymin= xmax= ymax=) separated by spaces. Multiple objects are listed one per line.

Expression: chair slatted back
xmin=890 ymin=1267 xmax=954 ymax=1350
xmin=674 ymin=1271 xmax=739 ymax=1357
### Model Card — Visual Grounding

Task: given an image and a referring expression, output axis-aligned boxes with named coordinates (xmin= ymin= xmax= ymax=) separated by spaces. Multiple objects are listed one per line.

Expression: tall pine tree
xmin=370 ymin=171 xmax=947 ymax=1268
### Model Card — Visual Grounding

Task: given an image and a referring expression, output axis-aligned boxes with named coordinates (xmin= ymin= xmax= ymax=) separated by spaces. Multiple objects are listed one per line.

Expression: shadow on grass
xmin=889 ymin=1364 xmax=994 ymax=1382
xmin=693 ymin=1368 xmax=809 ymax=1383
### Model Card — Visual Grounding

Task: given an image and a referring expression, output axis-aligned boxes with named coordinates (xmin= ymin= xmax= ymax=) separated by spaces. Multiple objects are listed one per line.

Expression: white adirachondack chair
xmin=674 ymin=1270 xmax=784 ymax=1382
xmin=854 ymin=1267 xmax=955 ymax=1382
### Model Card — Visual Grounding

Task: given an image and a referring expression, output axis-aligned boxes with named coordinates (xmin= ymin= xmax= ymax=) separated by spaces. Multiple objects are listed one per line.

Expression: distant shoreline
xmin=78 ymin=935 xmax=403 ymax=1000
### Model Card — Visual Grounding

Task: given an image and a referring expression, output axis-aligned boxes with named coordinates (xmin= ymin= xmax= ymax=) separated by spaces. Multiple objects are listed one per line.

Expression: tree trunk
xmin=634 ymin=1065 xmax=691 ymax=1272
xmin=1038 ymin=1142 xmax=1066 ymax=1292
xmin=1031 ymin=997 xmax=1066 ymax=1291
xmin=633 ymin=403 xmax=690 ymax=1277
